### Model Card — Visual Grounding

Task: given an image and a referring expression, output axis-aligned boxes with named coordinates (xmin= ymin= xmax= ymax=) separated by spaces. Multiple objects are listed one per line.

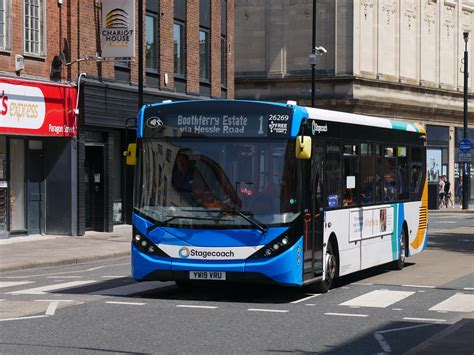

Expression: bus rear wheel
xmin=312 ymin=242 xmax=337 ymax=294
xmin=392 ymin=227 xmax=407 ymax=270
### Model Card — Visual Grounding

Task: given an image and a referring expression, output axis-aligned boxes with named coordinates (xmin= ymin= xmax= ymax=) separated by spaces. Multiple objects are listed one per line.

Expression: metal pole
xmin=462 ymin=32 xmax=469 ymax=210
xmin=311 ymin=0 xmax=316 ymax=108
xmin=138 ymin=0 xmax=144 ymax=110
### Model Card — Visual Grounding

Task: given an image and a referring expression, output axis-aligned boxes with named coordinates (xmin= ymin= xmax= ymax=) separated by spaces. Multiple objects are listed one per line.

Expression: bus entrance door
xmin=303 ymin=143 xmax=324 ymax=281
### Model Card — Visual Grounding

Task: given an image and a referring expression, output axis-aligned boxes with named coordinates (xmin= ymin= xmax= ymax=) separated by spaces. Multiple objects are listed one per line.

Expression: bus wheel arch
xmin=392 ymin=222 xmax=408 ymax=270
xmin=312 ymin=233 xmax=339 ymax=293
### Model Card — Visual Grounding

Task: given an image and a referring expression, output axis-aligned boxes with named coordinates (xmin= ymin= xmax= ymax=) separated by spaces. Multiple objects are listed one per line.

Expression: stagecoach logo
xmin=179 ymin=247 xmax=190 ymax=258
xmin=146 ymin=116 xmax=164 ymax=128
xmin=312 ymin=121 xmax=328 ymax=134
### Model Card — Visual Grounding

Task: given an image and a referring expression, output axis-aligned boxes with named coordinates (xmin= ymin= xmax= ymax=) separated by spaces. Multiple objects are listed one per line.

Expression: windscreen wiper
xmin=181 ymin=208 xmax=268 ymax=234
xmin=219 ymin=209 xmax=268 ymax=234
xmin=146 ymin=215 xmax=229 ymax=233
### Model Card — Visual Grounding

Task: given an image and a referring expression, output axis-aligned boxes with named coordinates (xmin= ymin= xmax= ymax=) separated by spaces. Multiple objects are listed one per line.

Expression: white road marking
xmin=101 ymin=276 xmax=128 ymax=279
xmin=0 ymin=315 xmax=48 ymax=322
xmin=324 ymin=312 xmax=368 ymax=318
xmin=106 ymin=301 xmax=146 ymax=306
xmin=401 ymin=284 xmax=436 ymax=289
xmin=290 ymin=293 xmax=319 ymax=304
xmin=0 ymin=299 xmax=4 ymax=302
xmin=34 ymin=300 xmax=75 ymax=302
xmin=351 ymin=282 xmax=373 ymax=286
xmin=403 ymin=317 xmax=446 ymax=323
xmin=463 ymin=288 xmax=474 ymax=291
xmin=0 ymin=281 xmax=34 ymax=289
xmin=305 ymin=304 xmax=316 ymax=306
xmin=7 ymin=280 xmax=97 ymax=295
xmin=90 ymin=281 xmax=159 ymax=296
xmin=340 ymin=290 xmax=415 ymax=308
xmin=248 ymin=308 xmax=288 ymax=313
xmin=429 ymin=293 xmax=474 ymax=313
xmin=377 ymin=323 xmax=435 ymax=334
xmin=392 ymin=308 xmax=403 ymax=311
xmin=0 ymin=263 xmax=129 ymax=279
xmin=374 ymin=333 xmax=391 ymax=353
xmin=46 ymin=276 xmax=83 ymax=279
xmin=46 ymin=301 xmax=59 ymax=316
xmin=176 ymin=305 xmax=218 ymax=309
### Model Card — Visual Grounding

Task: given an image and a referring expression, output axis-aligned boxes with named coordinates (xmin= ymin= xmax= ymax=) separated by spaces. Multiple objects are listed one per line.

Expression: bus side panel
xmin=324 ymin=210 xmax=361 ymax=277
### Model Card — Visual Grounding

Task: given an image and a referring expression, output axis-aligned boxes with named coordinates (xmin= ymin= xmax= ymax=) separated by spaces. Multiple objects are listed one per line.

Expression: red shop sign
xmin=0 ymin=77 xmax=77 ymax=137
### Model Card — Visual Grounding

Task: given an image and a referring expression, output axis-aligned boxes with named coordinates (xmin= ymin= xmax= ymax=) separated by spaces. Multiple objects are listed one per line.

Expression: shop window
xmin=10 ymin=139 xmax=26 ymax=231
xmin=221 ymin=36 xmax=227 ymax=88
xmin=174 ymin=22 xmax=185 ymax=77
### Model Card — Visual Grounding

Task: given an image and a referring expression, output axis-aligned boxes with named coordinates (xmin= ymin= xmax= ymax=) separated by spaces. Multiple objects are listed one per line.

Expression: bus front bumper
xmin=131 ymin=238 xmax=303 ymax=286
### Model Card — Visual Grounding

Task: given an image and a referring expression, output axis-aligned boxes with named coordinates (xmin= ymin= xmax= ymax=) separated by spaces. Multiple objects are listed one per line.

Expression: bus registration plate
xmin=189 ymin=271 xmax=226 ymax=280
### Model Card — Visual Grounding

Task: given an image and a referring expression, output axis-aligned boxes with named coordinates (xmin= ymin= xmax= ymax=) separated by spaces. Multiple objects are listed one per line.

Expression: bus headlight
xmin=132 ymin=229 xmax=169 ymax=257
xmin=249 ymin=234 xmax=295 ymax=259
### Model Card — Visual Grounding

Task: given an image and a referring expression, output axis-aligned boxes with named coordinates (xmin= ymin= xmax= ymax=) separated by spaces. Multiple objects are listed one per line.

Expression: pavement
xmin=0 ymin=224 xmax=131 ymax=272
xmin=0 ymin=216 xmax=473 ymax=354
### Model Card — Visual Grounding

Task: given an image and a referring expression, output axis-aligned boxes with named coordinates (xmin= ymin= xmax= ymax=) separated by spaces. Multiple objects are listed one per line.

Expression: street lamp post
xmin=138 ymin=0 xmax=144 ymax=110
xmin=462 ymin=32 xmax=470 ymax=210
xmin=310 ymin=0 xmax=316 ymax=108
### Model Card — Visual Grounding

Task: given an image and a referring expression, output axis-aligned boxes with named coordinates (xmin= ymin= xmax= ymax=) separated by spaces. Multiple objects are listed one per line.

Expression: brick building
xmin=0 ymin=0 xmax=234 ymax=238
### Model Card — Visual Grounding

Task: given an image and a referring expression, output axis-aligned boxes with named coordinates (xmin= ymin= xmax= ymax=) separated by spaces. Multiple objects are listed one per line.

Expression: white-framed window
xmin=0 ymin=0 xmax=11 ymax=50
xmin=24 ymin=0 xmax=45 ymax=56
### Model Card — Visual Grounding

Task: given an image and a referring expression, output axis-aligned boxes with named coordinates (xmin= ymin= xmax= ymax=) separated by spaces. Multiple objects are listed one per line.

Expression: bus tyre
xmin=392 ymin=227 xmax=407 ymax=271
xmin=313 ymin=242 xmax=337 ymax=294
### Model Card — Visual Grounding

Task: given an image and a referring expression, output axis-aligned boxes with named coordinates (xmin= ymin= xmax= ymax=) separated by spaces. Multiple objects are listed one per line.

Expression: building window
xmin=0 ymin=0 xmax=10 ymax=50
xmin=24 ymin=0 xmax=44 ymax=56
xmin=174 ymin=22 xmax=185 ymax=77
xmin=221 ymin=36 xmax=227 ymax=87
xmin=199 ymin=30 xmax=209 ymax=81
xmin=146 ymin=13 xmax=158 ymax=71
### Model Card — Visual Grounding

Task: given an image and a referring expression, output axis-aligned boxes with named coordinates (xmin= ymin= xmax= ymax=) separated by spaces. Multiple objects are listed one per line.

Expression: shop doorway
xmin=85 ymin=145 xmax=105 ymax=231
xmin=27 ymin=144 xmax=44 ymax=234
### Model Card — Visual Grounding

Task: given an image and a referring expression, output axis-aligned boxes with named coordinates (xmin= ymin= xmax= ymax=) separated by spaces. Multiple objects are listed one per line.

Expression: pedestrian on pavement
xmin=438 ymin=175 xmax=446 ymax=208
xmin=444 ymin=177 xmax=453 ymax=208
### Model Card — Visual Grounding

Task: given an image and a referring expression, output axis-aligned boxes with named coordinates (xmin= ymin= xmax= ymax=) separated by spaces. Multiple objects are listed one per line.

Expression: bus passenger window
xmin=326 ymin=143 xmax=342 ymax=208
xmin=384 ymin=147 xmax=397 ymax=202
xmin=397 ymin=147 xmax=409 ymax=200
xmin=360 ymin=143 xmax=375 ymax=204
xmin=410 ymin=147 xmax=423 ymax=195
xmin=343 ymin=144 xmax=359 ymax=207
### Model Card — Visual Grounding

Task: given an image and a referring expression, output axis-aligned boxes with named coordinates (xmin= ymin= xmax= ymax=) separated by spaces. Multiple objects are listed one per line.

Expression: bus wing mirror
xmin=295 ymin=136 xmax=312 ymax=159
xmin=123 ymin=143 xmax=137 ymax=166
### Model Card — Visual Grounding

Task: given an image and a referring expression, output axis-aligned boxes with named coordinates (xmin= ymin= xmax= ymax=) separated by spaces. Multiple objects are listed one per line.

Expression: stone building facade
xmin=235 ymin=0 xmax=474 ymax=206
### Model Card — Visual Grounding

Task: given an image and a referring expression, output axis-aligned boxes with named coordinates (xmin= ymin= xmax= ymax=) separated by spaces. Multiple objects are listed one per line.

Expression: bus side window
xmin=375 ymin=144 xmax=384 ymax=203
xmin=325 ymin=143 xmax=342 ymax=208
xmin=360 ymin=143 xmax=375 ymax=205
xmin=343 ymin=144 xmax=359 ymax=207
xmin=397 ymin=147 xmax=409 ymax=200
xmin=383 ymin=146 xmax=397 ymax=202
xmin=410 ymin=147 xmax=423 ymax=197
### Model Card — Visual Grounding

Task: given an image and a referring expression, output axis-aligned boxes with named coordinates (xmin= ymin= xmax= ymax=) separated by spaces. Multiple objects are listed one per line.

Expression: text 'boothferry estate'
xmin=177 ymin=114 xmax=250 ymax=134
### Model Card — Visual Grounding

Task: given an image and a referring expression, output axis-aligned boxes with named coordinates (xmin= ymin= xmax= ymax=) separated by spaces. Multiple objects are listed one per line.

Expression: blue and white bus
xmin=127 ymin=100 xmax=427 ymax=292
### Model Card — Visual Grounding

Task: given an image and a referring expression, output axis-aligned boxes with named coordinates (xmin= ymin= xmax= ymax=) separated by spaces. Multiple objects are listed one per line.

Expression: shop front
xmin=0 ymin=77 xmax=77 ymax=238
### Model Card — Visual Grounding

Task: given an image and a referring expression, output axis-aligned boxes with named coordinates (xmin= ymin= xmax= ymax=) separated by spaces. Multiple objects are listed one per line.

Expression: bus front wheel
xmin=312 ymin=242 xmax=338 ymax=294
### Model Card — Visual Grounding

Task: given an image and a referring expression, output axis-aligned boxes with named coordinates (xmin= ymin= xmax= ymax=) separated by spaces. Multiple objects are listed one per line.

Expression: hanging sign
xmin=101 ymin=0 xmax=136 ymax=59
